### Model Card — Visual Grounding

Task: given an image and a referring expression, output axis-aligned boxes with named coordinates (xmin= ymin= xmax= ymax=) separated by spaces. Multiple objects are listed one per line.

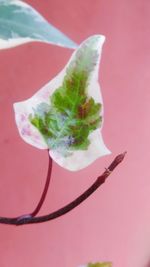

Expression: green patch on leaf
xmin=29 ymin=37 xmax=102 ymax=156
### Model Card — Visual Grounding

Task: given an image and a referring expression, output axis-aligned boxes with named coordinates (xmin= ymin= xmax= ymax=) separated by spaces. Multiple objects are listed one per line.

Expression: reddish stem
xmin=17 ymin=151 xmax=52 ymax=220
xmin=30 ymin=153 xmax=52 ymax=217
xmin=0 ymin=152 xmax=126 ymax=226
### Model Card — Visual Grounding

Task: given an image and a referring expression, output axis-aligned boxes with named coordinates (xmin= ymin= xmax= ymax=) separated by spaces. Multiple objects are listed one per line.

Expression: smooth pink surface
xmin=0 ymin=1 xmax=150 ymax=267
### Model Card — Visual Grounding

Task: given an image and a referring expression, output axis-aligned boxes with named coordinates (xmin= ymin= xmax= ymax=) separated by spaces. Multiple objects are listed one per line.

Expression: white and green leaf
xmin=13 ymin=35 xmax=111 ymax=171
xmin=0 ymin=0 xmax=77 ymax=49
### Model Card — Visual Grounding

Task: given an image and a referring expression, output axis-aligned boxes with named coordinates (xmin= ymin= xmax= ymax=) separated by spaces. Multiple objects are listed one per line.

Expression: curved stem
xmin=0 ymin=152 xmax=126 ymax=226
xmin=30 ymin=153 xmax=52 ymax=217
xmin=17 ymin=151 xmax=53 ymax=221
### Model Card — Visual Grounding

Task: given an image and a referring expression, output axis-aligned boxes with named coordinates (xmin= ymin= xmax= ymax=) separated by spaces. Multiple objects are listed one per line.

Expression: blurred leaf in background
xmin=79 ymin=262 xmax=112 ymax=267
xmin=87 ymin=262 xmax=112 ymax=267
xmin=0 ymin=0 xmax=77 ymax=49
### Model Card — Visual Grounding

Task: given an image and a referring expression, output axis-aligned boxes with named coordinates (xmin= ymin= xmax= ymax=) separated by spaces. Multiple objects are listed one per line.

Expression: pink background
xmin=0 ymin=0 xmax=150 ymax=266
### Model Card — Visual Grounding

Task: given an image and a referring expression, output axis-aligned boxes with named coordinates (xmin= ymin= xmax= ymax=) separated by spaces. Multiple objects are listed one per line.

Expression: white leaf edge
xmin=0 ymin=37 xmax=33 ymax=49
xmin=13 ymin=35 xmax=111 ymax=171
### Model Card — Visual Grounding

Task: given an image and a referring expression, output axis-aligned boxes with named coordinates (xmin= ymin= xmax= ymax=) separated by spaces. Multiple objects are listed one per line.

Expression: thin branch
xmin=0 ymin=152 xmax=126 ymax=226
xmin=30 ymin=152 xmax=52 ymax=217
xmin=17 ymin=152 xmax=53 ymax=220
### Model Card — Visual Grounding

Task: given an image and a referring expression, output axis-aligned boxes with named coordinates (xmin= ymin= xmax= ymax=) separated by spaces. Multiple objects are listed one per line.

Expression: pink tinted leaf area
xmin=14 ymin=35 xmax=111 ymax=171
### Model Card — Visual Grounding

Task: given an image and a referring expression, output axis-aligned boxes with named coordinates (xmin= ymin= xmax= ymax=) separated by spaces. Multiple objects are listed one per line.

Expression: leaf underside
xmin=29 ymin=37 xmax=102 ymax=156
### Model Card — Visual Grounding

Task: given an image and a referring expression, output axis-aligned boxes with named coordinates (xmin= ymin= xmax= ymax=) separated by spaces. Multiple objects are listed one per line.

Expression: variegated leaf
xmin=0 ymin=0 xmax=77 ymax=49
xmin=14 ymin=35 xmax=111 ymax=171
